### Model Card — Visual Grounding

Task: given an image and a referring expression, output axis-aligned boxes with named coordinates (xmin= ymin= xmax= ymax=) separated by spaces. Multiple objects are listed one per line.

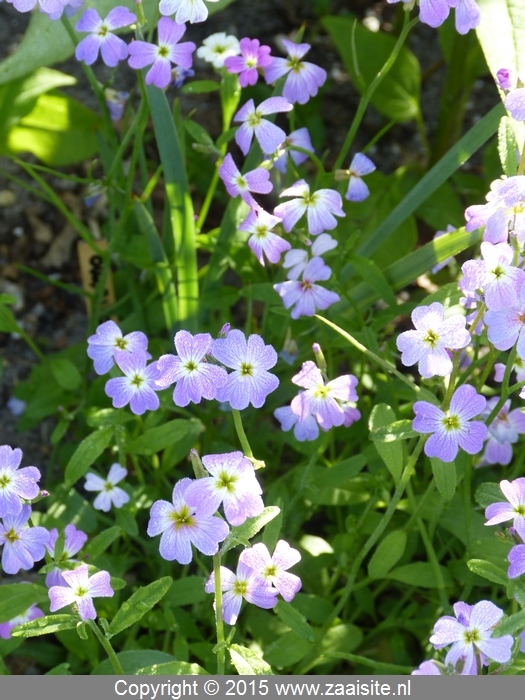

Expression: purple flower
xmin=184 ymin=451 xmax=263 ymax=526
xmin=239 ymin=209 xmax=291 ymax=266
xmin=105 ymin=350 xmax=162 ymax=415
xmin=105 ymin=89 xmax=129 ymax=121
xmin=479 ymin=399 xmax=525 ymax=466
xmin=128 ymin=18 xmax=196 ymax=90
xmin=283 ymin=234 xmax=338 ymax=281
xmin=464 ymin=177 xmax=525 ymax=245
xmin=448 ymin=0 xmax=481 ymax=34
xmin=290 ymin=360 xmax=359 ymax=430
xmin=0 ymin=505 xmax=49 ymax=575
xmin=274 ymin=179 xmax=345 ymax=235
xmin=169 ymin=65 xmax=195 ymax=89
xmin=273 ymin=128 xmax=314 ymax=174
xmin=476 ymin=235 xmax=525 ymax=282
xmin=345 ymin=153 xmax=376 ymax=202
xmin=396 ymin=302 xmax=471 ymax=379
xmin=205 ymin=559 xmax=278 ymax=624
xmin=156 ymin=331 xmax=228 ymax=407
xmin=264 ymin=40 xmax=326 ymax=105
xmin=224 ymin=37 xmax=273 ymax=87
xmin=45 ymin=524 xmax=88 ymax=588
xmin=218 ymin=153 xmax=272 ymax=206
xmin=211 ymin=330 xmax=279 ymax=410
xmin=386 ymin=0 xmax=450 ymax=28
xmin=411 ymin=660 xmax=442 ymax=675
xmin=158 ymin=0 xmax=220 ymax=23
xmin=84 ymin=463 xmax=130 ymax=512
xmin=274 ymin=257 xmax=340 ymax=319
xmin=496 ymin=68 xmax=514 ymax=91
xmin=75 ymin=7 xmax=136 ymax=67
xmin=7 ymin=0 xmax=69 ymax=18
xmin=0 ymin=445 xmax=41 ymax=518
xmin=87 ymin=320 xmax=150 ymax=376
xmin=274 ymin=405 xmax=320 ymax=442
xmin=494 ymin=359 xmax=525 ymax=384
xmin=430 ymin=601 xmax=513 ymax=674
xmin=485 ymin=478 xmax=525 ymax=539
xmin=508 ymin=544 xmax=525 ymax=579
xmin=48 ymin=563 xmax=114 ymax=621
xmin=413 ymin=385 xmax=487 ymax=463
xmin=0 ymin=605 xmax=44 ymax=639
xmin=485 ymin=282 xmax=525 ymax=358
xmin=505 ymin=88 xmax=525 ymax=122
xmin=240 ymin=540 xmax=301 ymax=602
xmin=234 ymin=97 xmax=293 ymax=156
xmin=46 ymin=0 xmax=82 ymax=20
xmin=147 ymin=478 xmax=229 ymax=564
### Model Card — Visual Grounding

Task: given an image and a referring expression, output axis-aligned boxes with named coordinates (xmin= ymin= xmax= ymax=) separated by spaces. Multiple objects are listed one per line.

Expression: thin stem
xmin=232 ymin=409 xmax=254 ymax=458
xmin=213 ymin=553 xmax=226 ymax=675
xmin=86 ymin=619 xmax=124 ymax=675
xmin=196 ymin=164 xmax=221 ymax=233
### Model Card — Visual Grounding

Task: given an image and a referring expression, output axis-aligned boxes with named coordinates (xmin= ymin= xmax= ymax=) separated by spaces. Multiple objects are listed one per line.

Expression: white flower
xmin=84 ymin=463 xmax=130 ymax=512
xmin=196 ymin=32 xmax=240 ymax=68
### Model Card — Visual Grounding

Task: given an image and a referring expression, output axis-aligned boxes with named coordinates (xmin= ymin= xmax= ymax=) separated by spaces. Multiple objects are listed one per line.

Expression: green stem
xmin=213 ymin=553 xmax=226 ymax=675
xmin=331 ymin=12 xmax=417 ymax=174
xmin=196 ymin=164 xmax=221 ymax=233
xmin=518 ymin=140 xmax=525 ymax=176
xmin=232 ymin=409 xmax=254 ymax=458
xmin=86 ymin=620 xmax=124 ymax=675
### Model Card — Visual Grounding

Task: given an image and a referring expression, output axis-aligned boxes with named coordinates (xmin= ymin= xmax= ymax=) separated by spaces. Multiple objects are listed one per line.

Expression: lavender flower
xmin=387 ymin=0 xmax=450 ymax=29
xmin=7 ymin=0 xmax=69 ymax=19
xmin=485 ymin=280 xmax=525 ymax=358
xmin=239 ymin=209 xmax=291 ymax=266
xmin=45 ymin=524 xmax=88 ymax=588
xmin=105 ymin=350 xmax=162 ymax=415
xmin=283 ymin=234 xmax=338 ymax=281
xmin=411 ymin=660 xmax=443 ymax=675
xmin=345 ymin=153 xmax=376 ymax=202
xmin=461 ymin=242 xmax=525 ymax=311
xmin=234 ymin=97 xmax=293 ymax=156
xmin=48 ymin=564 xmax=114 ymax=621
xmin=496 ymin=68 xmax=514 ymax=91
xmin=224 ymin=37 xmax=273 ymax=87
xmin=105 ymin=89 xmax=130 ymax=121
xmin=396 ymin=302 xmax=471 ymax=379
xmin=485 ymin=478 xmax=525 ymax=539
xmin=240 ymin=540 xmax=301 ymax=602
xmin=169 ymin=65 xmax=195 ymax=88
xmin=128 ymin=18 xmax=196 ymax=90
xmin=205 ymin=560 xmax=278 ymax=624
xmin=505 ymin=87 xmax=525 ymax=122
xmin=508 ymin=544 xmax=525 ymax=579
xmin=218 ymin=153 xmax=273 ymax=206
xmin=0 ymin=445 xmax=41 ymax=518
xmin=274 ymin=257 xmax=340 ymax=319
xmin=274 ymin=179 xmax=345 ymax=235
xmin=147 ymin=478 xmax=229 ymax=564
xmin=158 ymin=0 xmax=220 ymax=23
xmin=87 ymin=320 xmax=150 ymax=376
xmin=412 ymin=385 xmax=487 ymax=463
xmin=0 ymin=505 xmax=49 ymax=575
xmin=75 ymin=7 xmax=136 ymax=67
xmin=274 ymin=405 xmax=320 ymax=442
xmin=448 ymin=0 xmax=481 ymax=34
xmin=184 ymin=451 xmax=264 ymax=526
xmin=430 ymin=601 xmax=513 ymax=675
xmin=272 ymin=127 xmax=314 ymax=174
xmin=196 ymin=32 xmax=240 ymax=69
xmin=212 ymin=329 xmax=279 ymax=410
xmin=264 ymin=40 xmax=326 ymax=104
xmin=479 ymin=399 xmax=525 ymax=466
xmin=464 ymin=177 xmax=525 ymax=246
xmin=84 ymin=463 xmax=129 ymax=512
xmin=156 ymin=331 xmax=228 ymax=407
xmin=0 ymin=605 xmax=44 ymax=639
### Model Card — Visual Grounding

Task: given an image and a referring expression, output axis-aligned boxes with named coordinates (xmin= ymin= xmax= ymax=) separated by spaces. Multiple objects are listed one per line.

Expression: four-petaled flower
xmin=460 ymin=242 xmax=525 ymax=311
xmin=345 ymin=153 xmax=376 ymax=202
xmin=272 ymin=127 xmax=314 ymax=174
xmin=87 ymin=320 xmax=150 ymax=375
xmin=0 ymin=445 xmax=41 ymax=519
xmin=430 ymin=601 xmax=513 ymax=675
xmin=274 ymin=257 xmax=340 ymax=319
xmin=239 ymin=209 xmax=291 ymax=266
xmin=485 ymin=478 xmax=525 ymax=540
xmin=0 ymin=505 xmax=49 ymax=575
xmin=105 ymin=350 xmax=162 ymax=415
xmin=264 ymin=40 xmax=326 ymax=105
xmin=240 ymin=540 xmax=301 ymax=602
xmin=156 ymin=331 xmax=228 ymax=407
xmin=224 ymin=37 xmax=273 ymax=87
xmin=75 ymin=7 xmax=137 ymax=67
xmin=185 ymin=451 xmax=264 ymax=526
xmin=212 ymin=329 xmax=279 ymax=410
xmin=158 ymin=0 xmax=220 ymax=23
xmin=479 ymin=398 xmax=525 ymax=466
xmin=396 ymin=302 xmax=471 ymax=379
xmin=218 ymin=153 xmax=273 ymax=206
xmin=48 ymin=563 xmax=114 ymax=621
xmin=147 ymin=478 xmax=229 ymax=564
xmin=45 ymin=524 xmax=88 ymax=588
xmin=412 ymin=384 xmax=487 ymax=463
xmin=84 ymin=463 xmax=130 ymax=512
xmin=485 ymin=283 xmax=525 ymax=361
xmin=196 ymin=32 xmax=240 ymax=69
xmin=274 ymin=179 xmax=345 ymax=235
xmin=234 ymin=97 xmax=293 ymax=156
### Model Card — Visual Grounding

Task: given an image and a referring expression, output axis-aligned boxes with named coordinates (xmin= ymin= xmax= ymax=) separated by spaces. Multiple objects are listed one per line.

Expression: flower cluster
xmin=387 ymin=0 xmax=481 ymax=34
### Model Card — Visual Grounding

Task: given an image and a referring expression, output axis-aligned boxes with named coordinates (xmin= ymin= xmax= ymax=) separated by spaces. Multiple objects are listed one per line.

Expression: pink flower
xmin=224 ymin=37 xmax=273 ymax=87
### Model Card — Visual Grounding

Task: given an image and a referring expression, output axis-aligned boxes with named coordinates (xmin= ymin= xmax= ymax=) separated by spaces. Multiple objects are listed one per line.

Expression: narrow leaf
xmin=431 ymin=457 xmax=457 ymax=502
xmin=109 ymin=577 xmax=173 ymax=637
xmin=369 ymin=404 xmax=403 ymax=483
xmin=128 ymin=418 xmax=203 ymax=456
xmin=11 ymin=614 xmax=78 ymax=637
xmin=221 ymin=507 xmax=280 ymax=554
xmin=467 ymin=559 xmax=508 ymax=586
xmin=368 ymin=531 xmax=407 ymax=580
xmin=493 ymin=609 xmax=525 ymax=638
xmin=64 ymin=426 xmax=113 ymax=488
xmin=229 ymin=644 xmax=274 ymax=675
xmin=274 ymin=600 xmax=316 ymax=643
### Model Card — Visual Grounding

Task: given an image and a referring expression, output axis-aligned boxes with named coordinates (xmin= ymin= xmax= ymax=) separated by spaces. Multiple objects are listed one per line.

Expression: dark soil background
xmin=0 ymin=1 xmax=499 ymax=469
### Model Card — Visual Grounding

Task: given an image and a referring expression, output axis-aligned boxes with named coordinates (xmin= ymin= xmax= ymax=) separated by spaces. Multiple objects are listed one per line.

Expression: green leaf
xmin=274 ymin=601 xmax=315 ymax=643
xmin=264 ymin=631 xmax=314 ymax=668
xmin=348 ymin=254 xmax=397 ymax=307
xmin=221 ymin=506 xmax=281 ymax=554
xmin=493 ymin=609 xmax=525 ymax=638
xmin=184 ymin=118 xmax=217 ymax=148
xmin=48 ymin=357 xmax=82 ymax=391
xmin=136 ymin=661 xmax=209 ymax=675
xmin=467 ymin=559 xmax=508 ymax=586
xmin=92 ymin=650 xmax=175 ymax=675
xmin=387 ymin=562 xmax=452 ymax=588
xmin=109 ymin=577 xmax=173 ymax=637
xmin=356 ymin=103 xmax=505 ymax=258
xmin=368 ymin=531 xmax=407 ymax=580
xmin=229 ymin=644 xmax=274 ymax=675
xmin=165 ymin=576 xmax=207 ymax=607
xmin=0 ymin=304 xmax=21 ymax=333
xmin=0 ymin=583 xmax=49 ymax=624
xmin=11 ymin=614 xmax=78 ymax=638
xmin=182 ymin=80 xmax=221 ymax=94
xmin=84 ymin=526 xmax=121 ymax=560
xmin=115 ymin=507 xmax=138 ymax=537
xmin=45 ymin=663 xmax=71 ymax=675
xmin=262 ymin=502 xmax=283 ymax=553
xmin=312 ymin=455 xmax=367 ymax=490
xmin=64 ymin=426 xmax=113 ymax=488
xmin=320 ymin=624 xmax=363 ymax=656
xmin=323 ymin=15 xmax=420 ymax=121
xmin=128 ymin=418 xmax=203 ymax=456
xmin=431 ymin=457 xmax=457 ymax=502
xmin=475 ymin=482 xmax=503 ymax=508
xmin=370 ymin=420 xmax=417 ymax=442
xmin=369 ymin=405 xmax=403 ymax=483
xmin=498 ymin=116 xmax=520 ymax=176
